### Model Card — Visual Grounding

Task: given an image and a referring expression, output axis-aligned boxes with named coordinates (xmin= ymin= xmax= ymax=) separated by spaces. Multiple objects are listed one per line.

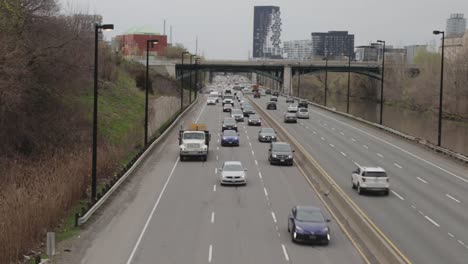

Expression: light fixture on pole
xmin=92 ymin=23 xmax=113 ymax=203
xmin=433 ymin=30 xmax=445 ymax=146
xmin=145 ymin=39 xmax=159 ymax=147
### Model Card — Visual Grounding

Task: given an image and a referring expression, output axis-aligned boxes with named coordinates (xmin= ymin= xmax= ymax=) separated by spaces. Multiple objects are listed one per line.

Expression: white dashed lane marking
xmin=351 ymin=138 xmax=356 ymax=142
xmin=425 ymin=215 xmax=440 ymax=227
xmin=340 ymin=152 xmax=347 ymax=157
xmin=215 ymin=168 xmax=217 ymax=174
xmin=255 ymin=160 xmax=258 ymax=166
xmin=394 ymin=163 xmax=402 ymax=169
xmin=213 ymin=185 xmax=216 ymax=192
xmin=391 ymin=190 xmax=405 ymax=200
xmin=417 ymin=177 xmax=428 ymax=184
xmin=363 ymin=145 xmax=369 ymax=149
xmin=211 ymin=212 xmax=215 ymax=224
xmin=377 ymin=153 xmax=384 ymax=158
xmin=281 ymin=244 xmax=290 ymax=262
xmin=258 ymin=172 xmax=263 ymax=179
xmin=263 ymin=187 xmax=269 ymax=197
xmin=446 ymin=194 xmax=461 ymax=203
xmin=329 ymin=144 xmax=335 ymax=148
xmin=208 ymin=245 xmax=213 ymax=263
xmin=271 ymin=212 xmax=277 ymax=223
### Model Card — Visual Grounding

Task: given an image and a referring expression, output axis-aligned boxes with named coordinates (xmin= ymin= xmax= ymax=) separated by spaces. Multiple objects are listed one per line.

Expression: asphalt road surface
xmin=64 ymin=92 xmax=364 ymax=264
xmin=253 ymin=93 xmax=468 ymax=264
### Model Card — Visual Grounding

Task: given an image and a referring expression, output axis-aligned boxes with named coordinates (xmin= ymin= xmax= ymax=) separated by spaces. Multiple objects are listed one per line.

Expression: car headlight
xmin=272 ymin=154 xmax=277 ymax=158
xmin=288 ymin=155 xmax=293 ymax=158
xmin=202 ymin=145 xmax=208 ymax=151
xmin=321 ymin=227 xmax=329 ymax=233
xmin=222 ymin=124 xmax=226 ymax=127
xmin=222 ymin=137 xmax=227 ymax=140
xmin=180 ymin=145 xmax=185 ymax=151
xmin=295 ymin=226 xmax=304 ymax=232
xmin=234 ymin=124 xmax=237 ymax=127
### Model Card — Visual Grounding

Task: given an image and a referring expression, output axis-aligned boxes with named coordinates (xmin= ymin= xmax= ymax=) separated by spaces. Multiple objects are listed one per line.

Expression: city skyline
xmin=59 ymin=0 xmax=468 ymax=59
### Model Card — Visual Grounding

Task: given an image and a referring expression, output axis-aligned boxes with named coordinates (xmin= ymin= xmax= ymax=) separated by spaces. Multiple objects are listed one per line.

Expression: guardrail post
xmin=47 ymin=232 xmax=56 ymax=256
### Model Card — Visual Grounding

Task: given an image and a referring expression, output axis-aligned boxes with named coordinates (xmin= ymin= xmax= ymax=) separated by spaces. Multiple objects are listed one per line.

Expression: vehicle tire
xmin=203 ymin=155 xmax=207 ymax=161
xmin=352 ymin=179 xmax=356 ymax=189
xmin=180 ymin=155 xmax=185 ymax=161
xmin=357 ymin=184 xmax=363 ymax=195
xmin=384 ymin=189 xmax=390 ymax=196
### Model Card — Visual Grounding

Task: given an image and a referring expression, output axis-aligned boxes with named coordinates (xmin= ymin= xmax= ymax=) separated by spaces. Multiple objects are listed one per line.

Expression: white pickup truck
xmin=179 ymin=124 xmax=211 ymax=161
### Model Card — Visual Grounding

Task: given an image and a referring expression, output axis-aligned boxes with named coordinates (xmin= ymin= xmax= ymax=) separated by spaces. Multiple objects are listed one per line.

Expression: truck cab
xmin=179 ymin=124 xmax=211 ymax=161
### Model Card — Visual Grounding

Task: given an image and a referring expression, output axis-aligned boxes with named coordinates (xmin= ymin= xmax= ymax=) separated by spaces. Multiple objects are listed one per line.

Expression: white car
xmin=220 ymin=161 xmax=247 ymax=185
xmin=287 ymin=105 xmax=298 ymax=113
xmin=222 ymin=95 xmax=234 ymax=106
xmin=207 ymin=96 xmax=217 ymax=105
xmin=352 ymin=166 xmax=390 ymax=195
xmin=296 ymin=108 xmax=309 ymax=119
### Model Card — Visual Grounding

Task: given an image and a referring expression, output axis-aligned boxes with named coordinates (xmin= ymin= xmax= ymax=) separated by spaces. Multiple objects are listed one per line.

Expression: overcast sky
xmin=59 ymin=0 xmax=468 ymax=59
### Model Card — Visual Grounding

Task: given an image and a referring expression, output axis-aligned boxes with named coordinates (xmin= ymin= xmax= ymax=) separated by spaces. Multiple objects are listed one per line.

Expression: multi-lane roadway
xmin=65 ymin=85 xmax=365 ymax=263
xmin=253 ymin=93 xmax=468 ymax=264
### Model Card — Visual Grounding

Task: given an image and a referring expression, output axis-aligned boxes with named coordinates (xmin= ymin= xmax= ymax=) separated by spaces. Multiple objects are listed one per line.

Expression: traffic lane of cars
xmin=255 ymin=95 xmax=468 ymax=263
xmin=243 ymin=116 xmax=365 ymax=264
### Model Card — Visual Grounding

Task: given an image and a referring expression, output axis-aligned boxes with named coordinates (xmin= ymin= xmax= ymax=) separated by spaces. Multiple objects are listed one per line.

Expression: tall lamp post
xmin=91 ymin=23 xmax=113 ymax=203
xmin=323 ymin=57 xmax=329 ymax=107
xmin=189 ymin=55 xmax=196 ymax=104
xmin=296 ymin=62 xmax=301 ymax=98
xmin=145 ymin=39 xmax=159 ymax=147
xmin=433 ymin=30 xmax=445 ymax=146
xmin=375 ymin=40 xmax=386 ymax=125
xmin=195 ymin=57 xmax=201 ymax=99
xmin=346 ymin=52 xmax=352 ymax=114
xmin=180 ymin=51 xmax=189 ymax=112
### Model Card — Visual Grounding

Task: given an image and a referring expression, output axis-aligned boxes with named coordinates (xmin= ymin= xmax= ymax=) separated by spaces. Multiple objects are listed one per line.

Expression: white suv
xmin=352 ymin=166 xmax=389 ymax=195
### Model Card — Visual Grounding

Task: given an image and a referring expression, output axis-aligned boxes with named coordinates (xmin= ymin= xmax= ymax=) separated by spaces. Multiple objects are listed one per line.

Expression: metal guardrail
xmin=77 ymin=97 xmax=199 ymax=226
xmin=248 ymin=95 xmax=410 ymax=264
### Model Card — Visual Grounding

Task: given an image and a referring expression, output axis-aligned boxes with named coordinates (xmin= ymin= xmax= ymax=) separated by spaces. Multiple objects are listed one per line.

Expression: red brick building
xmin=114 ymin=28 xmax=168 ymax=57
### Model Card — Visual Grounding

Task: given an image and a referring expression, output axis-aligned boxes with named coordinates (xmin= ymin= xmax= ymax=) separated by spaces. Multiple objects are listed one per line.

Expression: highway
xmin=252 ymin=93 xmax=468 ymax=264
xmin=64 ymin=86 xmax=365 ymax=263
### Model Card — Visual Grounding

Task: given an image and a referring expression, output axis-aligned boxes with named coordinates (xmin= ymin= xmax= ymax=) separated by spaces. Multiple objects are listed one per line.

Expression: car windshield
xmin=299 ymin=108 xmax=308 ymax=112
xmin=250 ymin=115 xmax=259 ymax=120
xmin=363 ymin=171 xmax=387 ymax=177
xmin=224 ymin=119 xmax=236 ymax=125
xmin=296 ymin=209 xmax=325 ymax=222
xmin=223 ymin=130 xmax=237 ymax=136
xmin=273 ymin=144 xmax=291 ymax=152
xmin=261 ymin=128 xmax=274 ymax=134
xmin=224 ymin=96 xmax=233 ymax=99
xmin=183 ymin=132 xmax=205 ymax=140
xmin=223 ymin=163 xmax=243 ymax=171
xmin=224 ymin=104 xmax=232 ymax=108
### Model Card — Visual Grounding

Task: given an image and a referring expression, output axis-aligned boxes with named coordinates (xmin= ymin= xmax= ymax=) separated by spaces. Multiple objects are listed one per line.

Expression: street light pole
xmin=433 ymin=30 xmax=445 ymax=146
xmin=195 ymin=58 xmax=200 ymax=99
xmin=180 ymin=52 xmax=189 ymax=112
xmin=92 ymin=23 xmax=113 ymax=203
xmin=190 ymin=55 xmax=196 ymax=104
xmin=145 ymin=39 xmax=159 ymax=147
xmin=296 ymin=62 xmax=301 ymax=98
xmin=377 ymin=40 xmax=386 ymax=125
xmin=324 ymin=57 xmax=328 ymax=107
xmin=347 ymin=52 xmax=352 ymax=114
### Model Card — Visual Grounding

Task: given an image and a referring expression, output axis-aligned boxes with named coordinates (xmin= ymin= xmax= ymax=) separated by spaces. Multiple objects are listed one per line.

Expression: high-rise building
xmin=446 ymin=13 xmax=466 ymax=37
xmin=311 ymin=31 xmax=354 ymax=60
xmin=283 ymin=40 xmax=312 ymax=60
xmin=253 ymin=6 xmax=282 ymax=59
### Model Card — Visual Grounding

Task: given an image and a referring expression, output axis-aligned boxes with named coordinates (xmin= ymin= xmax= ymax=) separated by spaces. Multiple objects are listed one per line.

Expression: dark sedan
xmin=221 ymin=130 xmax=240 ymax=146
xmin=222 ymin=118 xmax=238 ymax=132
xmin=243 ymin=106 xmax=255 ymax=117
xmin=288 ymin=206 xmax=331 ymax=245
xmin=258 ymin=127 xmax=277 ymax=142
xmin=268 ymin=142 xmax=294 ymax=166
xmin=266 ymin=102 xmax=277 ymax=110
xmin=248 ymin=115 xmax=262 ymax=126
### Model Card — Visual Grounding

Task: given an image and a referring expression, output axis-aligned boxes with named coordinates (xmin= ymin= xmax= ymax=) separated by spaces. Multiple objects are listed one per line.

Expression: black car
xmin=222 ymin=117 xmax=238 ymax=132
xmin=248 ymin=115 xmax=262 ymax=126
xmin=268 ymin=142 xmax=294 ymax=166
xmin=265 ymin=90 xmax=272 ymax=95
xmin=243 ymin=106 xmax=255 ymax=117
xmin=273 ymin=92 xmax=279 ymax=96
xmin=266 ymin=102 xmax=277 ymax=110
xmin=258 ymin=128 xmax=277 ymax=142
xmin=298 ymin=100 xmax=308 ymax=108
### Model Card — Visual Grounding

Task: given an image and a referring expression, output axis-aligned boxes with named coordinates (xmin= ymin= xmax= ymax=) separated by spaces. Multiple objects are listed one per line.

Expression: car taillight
xmin=362 ymin=178 xmax=366 ymax=182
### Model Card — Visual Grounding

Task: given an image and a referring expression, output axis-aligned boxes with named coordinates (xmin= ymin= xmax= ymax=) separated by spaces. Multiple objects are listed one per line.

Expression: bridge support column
xmin=283 ymin=66 xmax=292 ymax=95
xmin=251 ymin=72 xmax=257 ymax=84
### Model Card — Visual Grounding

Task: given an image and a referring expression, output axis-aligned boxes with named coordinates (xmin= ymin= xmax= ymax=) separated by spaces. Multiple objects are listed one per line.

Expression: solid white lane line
xmin=211 ymin=212 xmax=215 ymax=224
xmin=263 ymin=187 xmax=269 ymax=197
xmin=281 ymin=244 xmax=290 ymax=262
xmin=271 ymin=212 xmax=277 ymax=223
xmin=391 ymin=190 xmax=405 ymax=200
xmin=417 ymin=177 xmax=428 ymax=184
xmin=448 ymin=233 xmax=455 ymax=238
xmin=394 ymin=163 xmax=402 ymax=169
xmin=329 ymin=144 xmax=335 ymax=148
xmin=258 ymin=172 xmax=263 ymax=179
xmin=215 ymin=168 xmax=217 ymax=174
xmin=126 ymin=158 xmax=180 ymax=264
xmin=425 ymin=216 xmax=440 ymax=227
xmin=340 ymin=152 xmax=347 ymax=157
xmin=208 ymin=244 xmax=213 ymax=263
xmin=363 ymin=145 xmax=369 ymax=149
xmin=213 ymin=185 xmax=216 ymax=192
xmin=377 ymin=153 xmax=384 ymax=158
xmin=446 ymin=194 xmax=461 ymax=203
xmin=255 ymin=160 xmax=258 ymax=166
xmin=311 ymin=109 xmax=468 ymax=184
xmin=351 ymin=138 xmax=356 ymax=142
